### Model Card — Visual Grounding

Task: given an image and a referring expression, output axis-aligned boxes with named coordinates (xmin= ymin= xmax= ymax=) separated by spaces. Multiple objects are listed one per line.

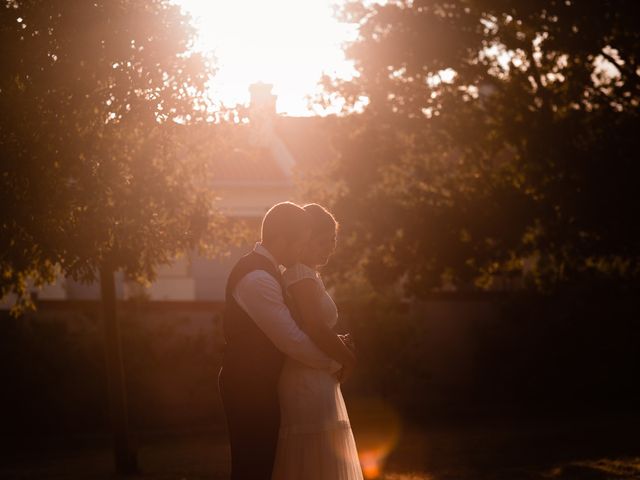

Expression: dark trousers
xmin=219 ymin=368 xmax=280 ymax=480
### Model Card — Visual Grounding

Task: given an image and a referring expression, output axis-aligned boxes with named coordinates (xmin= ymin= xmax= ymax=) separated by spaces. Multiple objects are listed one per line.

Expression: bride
xmin=271 ymin=203 xmax=364 ymax=480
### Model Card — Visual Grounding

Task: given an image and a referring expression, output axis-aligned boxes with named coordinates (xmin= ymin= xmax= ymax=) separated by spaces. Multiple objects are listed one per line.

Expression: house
xmin=2 ymin=83 xmax=336 ymax=307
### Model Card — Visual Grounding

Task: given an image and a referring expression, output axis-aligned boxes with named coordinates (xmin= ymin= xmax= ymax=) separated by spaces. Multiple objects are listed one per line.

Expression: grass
xmin=1 ymin=415 xmax=639 ymax=479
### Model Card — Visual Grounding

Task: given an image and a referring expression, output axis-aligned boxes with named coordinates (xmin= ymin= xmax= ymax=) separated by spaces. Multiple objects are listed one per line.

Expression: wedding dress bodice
xmin=283 ymin=263 xmax=338 ymax=329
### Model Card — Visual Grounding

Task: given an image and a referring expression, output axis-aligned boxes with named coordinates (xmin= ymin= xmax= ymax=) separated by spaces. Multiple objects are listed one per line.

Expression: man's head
xmin=260 ymin=202 xmax=311 ymax=267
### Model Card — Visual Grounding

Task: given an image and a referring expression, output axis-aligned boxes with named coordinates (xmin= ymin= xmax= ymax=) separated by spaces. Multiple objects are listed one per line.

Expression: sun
xmin=175 ymin=0 xmax=357 ymax=116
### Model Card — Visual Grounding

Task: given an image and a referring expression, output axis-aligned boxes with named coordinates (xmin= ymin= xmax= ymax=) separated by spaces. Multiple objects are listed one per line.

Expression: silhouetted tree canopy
xmin=0 ymin=0 xmax=231 ymax=312
xmin=313 ymin=0 xmax=640 ymax=295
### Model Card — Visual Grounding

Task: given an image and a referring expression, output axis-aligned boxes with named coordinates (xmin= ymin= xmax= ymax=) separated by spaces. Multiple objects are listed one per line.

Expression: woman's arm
xmin=288 ymin=278 xmax=356 ymax=369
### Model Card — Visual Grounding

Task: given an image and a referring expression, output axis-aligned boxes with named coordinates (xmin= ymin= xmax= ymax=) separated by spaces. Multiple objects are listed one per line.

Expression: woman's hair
xmin=303 ymin=203 xmax=338 ymax=235
xmin=261 ymin=201 xmax=311 ymax=244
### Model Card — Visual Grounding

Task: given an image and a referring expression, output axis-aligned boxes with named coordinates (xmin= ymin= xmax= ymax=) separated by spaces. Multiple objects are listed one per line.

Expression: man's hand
xmin=335 ymin=362 xmax=355 ymax=383
xmin=333 ymin=333 xmax=356 ymax=383
xmin=338 ymin=333 xmax=356 ymax=353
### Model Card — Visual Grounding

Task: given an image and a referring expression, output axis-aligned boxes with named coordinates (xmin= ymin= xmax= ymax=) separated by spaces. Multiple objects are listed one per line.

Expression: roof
xmin=274 ymin=115 xmax=337 ymax=170
xmin=211 ymin=146 xmax=290 ymax=185
xmin=173 ymin=115 xmax=338 ymax=186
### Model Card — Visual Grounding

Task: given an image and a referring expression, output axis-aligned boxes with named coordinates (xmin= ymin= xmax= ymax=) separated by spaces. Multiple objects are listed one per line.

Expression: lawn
xmin=1 ymin=414 xmax=638 ymax=479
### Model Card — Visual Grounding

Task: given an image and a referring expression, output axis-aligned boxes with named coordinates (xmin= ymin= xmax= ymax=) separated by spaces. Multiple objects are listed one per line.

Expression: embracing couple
xmin=218 ymin=201 xmax=363 ymax=480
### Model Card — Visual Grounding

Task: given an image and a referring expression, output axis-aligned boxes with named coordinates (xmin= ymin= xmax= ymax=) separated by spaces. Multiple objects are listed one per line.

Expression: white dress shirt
xmin=232 ymin=242 xmax=341 ymax=373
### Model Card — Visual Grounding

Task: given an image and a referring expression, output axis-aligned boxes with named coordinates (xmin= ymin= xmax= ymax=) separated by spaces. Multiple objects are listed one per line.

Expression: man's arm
xmin=287 ymin=278 xmax=356 ymax=368
xmin=233 ymin=270 xmax=341 ymax=373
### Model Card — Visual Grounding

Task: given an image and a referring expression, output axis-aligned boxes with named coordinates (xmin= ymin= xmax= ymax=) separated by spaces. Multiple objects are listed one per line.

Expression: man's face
xmin=281 ymin=227 xmax=312 ymax=267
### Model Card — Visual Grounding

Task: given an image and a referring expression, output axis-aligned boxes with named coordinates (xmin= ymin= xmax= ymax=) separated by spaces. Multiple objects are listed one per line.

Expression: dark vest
xmin=221 ymin=251 xmax=288 ymax=398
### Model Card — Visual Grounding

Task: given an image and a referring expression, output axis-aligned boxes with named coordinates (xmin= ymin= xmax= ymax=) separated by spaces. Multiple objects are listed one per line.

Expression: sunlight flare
xmin=350 ymin=398 xmax=402 ymax=479
xmin=174 ymin=0 xmax=357 ymax=115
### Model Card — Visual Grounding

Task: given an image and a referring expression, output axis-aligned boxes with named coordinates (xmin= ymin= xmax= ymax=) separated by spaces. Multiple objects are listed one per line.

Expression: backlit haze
xmin=175 ymin=0 xmax=358 ymax=116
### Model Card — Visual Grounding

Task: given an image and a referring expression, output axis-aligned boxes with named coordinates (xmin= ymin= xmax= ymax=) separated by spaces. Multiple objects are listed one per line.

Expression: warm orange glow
xmin=174 ymin=0 xmax=357 ymax=116
xmin=360 ymin=447 xmax=385 ymax=479
xmin=350 ymin=397 xmax=402 ymax=479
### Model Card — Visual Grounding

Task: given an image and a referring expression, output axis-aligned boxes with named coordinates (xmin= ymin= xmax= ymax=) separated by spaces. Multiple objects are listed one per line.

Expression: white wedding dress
xmin=272 ymin=263 xmax=363 ymax=480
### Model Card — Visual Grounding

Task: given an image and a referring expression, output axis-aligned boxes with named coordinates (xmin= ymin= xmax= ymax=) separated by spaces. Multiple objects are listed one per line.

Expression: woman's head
xmin=301 ymin=203 xmax=338 ymax=267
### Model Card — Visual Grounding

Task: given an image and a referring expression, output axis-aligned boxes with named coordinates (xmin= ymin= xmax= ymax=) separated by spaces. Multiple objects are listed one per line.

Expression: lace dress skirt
xmin=271 ymin=360 xmax=363 ymax=480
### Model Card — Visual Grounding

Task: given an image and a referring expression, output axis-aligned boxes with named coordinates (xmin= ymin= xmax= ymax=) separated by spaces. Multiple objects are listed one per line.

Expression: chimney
xmin=249 ymin=82 xmax=277 ymax=117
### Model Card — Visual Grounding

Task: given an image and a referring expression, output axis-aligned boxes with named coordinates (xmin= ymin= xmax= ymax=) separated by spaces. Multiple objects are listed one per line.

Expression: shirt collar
xmin=253 ymin=242 xmax=281 ymax=270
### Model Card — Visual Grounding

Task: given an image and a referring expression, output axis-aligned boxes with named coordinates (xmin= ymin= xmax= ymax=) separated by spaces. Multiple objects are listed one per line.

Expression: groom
xmin=218 ymin=201 xmax=342 ymax=480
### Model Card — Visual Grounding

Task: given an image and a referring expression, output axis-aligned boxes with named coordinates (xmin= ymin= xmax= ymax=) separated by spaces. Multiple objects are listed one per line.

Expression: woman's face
xmin=303 ymin=228 xmax=337 ymax=267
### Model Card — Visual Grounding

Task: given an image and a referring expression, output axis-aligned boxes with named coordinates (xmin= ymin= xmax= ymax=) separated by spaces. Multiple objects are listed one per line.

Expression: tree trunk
xmin=100 ymin=262 xmax=138 ymax=475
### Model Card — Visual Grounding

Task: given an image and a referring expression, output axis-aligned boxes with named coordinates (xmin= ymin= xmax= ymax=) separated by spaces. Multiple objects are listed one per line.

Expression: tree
xmin=1 ymin=0 xmax=232 ymax=473
xmin=312 ymin=0 xmax=640 ymax=296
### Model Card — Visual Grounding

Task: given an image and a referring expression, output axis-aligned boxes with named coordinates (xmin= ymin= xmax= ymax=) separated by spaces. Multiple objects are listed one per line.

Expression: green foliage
xmin=313 ymin=0 xmax=640 ymax=295
xmin=1 ymin=0 xmax=234 ymax=313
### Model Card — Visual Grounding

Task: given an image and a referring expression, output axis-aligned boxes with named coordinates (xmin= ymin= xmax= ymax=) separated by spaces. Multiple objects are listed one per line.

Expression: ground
xmin=1 ymin=415 xmax=639 ymax=480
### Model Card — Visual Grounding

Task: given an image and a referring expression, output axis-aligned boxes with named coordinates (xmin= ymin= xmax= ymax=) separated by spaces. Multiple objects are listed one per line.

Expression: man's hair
xmin=261 ymin=201 xmax=311 ymax=244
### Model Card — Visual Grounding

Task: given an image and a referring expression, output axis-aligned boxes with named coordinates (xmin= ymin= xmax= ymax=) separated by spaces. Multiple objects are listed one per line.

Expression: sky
xmin=174 ymin=0 xmax=358 ymax=116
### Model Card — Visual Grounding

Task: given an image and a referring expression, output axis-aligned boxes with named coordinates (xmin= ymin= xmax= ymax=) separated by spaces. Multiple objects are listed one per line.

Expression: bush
xmin=339 ymin=292 xmax=640 ymax=424
xmin=0 ymin=305 xmax=224 ymax=437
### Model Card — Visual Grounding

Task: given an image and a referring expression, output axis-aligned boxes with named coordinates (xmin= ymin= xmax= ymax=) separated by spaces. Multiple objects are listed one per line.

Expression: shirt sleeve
xmin=233 ymin=270 xmax=341 ymax=373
